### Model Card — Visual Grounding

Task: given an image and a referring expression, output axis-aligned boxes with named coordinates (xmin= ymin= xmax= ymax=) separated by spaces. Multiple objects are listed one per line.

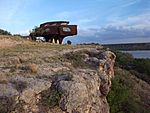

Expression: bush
xmin=107 ymin=74 xmax=130 ymax=113
xmin=40 ymin=89 xmax=63 ymax=108
xmin=67 ymin=40 xmax=72 ymax=45
xmin=133 ymin=58 xmax=150 ymax=75
xmin=47 ymin=90 xmax=62 ymax=107
xmin=114 ymin=50 xmax=150 ymax=76
xmin=107 ymin=69 xmax=150 ymax=113
xmin=0 ymin=29 xmax=11 ymax=35
xmin=108 ymin=50 xmax=150 ymax=113
xmin=22 ymin=63 xmax=38 ymax=74
xmin=63 ymin=52 xmax=86 ymax=68
xmin=28 ymin=63 xmax=38 ymax=73
xmin=11 ymin=81 xmax=27 ymax=93
xmin=114 ymin=51 xmax=134 ymax=69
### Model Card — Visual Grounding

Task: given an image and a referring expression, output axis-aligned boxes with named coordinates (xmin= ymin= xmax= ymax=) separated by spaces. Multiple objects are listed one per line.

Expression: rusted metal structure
xmin=30 ymin=21 xmax=77 ymax=44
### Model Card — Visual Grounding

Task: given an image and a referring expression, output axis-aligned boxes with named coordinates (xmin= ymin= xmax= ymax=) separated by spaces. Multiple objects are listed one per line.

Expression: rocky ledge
xmin=0 ymin=47 xmax=115 ymax=113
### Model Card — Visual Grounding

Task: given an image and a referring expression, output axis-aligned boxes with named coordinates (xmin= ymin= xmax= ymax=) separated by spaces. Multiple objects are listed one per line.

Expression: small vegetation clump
xmin=0 ymin=29 xmax=11 ymax=35
xmin=40 ymin=74 xmax=73 ymax=108
xmin=63 ymin=51 xmax=87 ymax=68
xmin=19 ymin=63 xmax=38 ymax=74
xmin=11 ymin=81 xmax=27 ymax=93
xmin=47 ymin=90 xmax=62 ymax=107
xmin=107 ymin=73 xmax=130 ymax=113
xmin=27 ymin=63 xmax=38 ymax=74
xmin=133 ymin=58 xmax=150 ymax=75
xmin=114 ymin=50 xmax=134 ymax=69
xmin=0 ymin=97 xmax=15 ymax=113
xmin=67 ymin=40 xmax=72 ymax=45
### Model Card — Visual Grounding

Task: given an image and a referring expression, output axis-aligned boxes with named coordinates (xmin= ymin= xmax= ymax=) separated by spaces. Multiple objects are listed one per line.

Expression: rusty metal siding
xmin=59 ymin=25 xmax=77 ymax=36
xmin=42 ymin=26 xmax=59 ymax=35
xmin=30 ymin=21 xmax=77 ymax=43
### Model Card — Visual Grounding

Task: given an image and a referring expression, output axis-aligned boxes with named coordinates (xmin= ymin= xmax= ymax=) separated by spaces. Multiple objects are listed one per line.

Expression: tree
xmin=0 ymin=29 xmax=11 ymax=35
xmin=67 ymin=40 xmax=72 ymax=45
xmin=30 ymin=26 xmax=39 ymax=33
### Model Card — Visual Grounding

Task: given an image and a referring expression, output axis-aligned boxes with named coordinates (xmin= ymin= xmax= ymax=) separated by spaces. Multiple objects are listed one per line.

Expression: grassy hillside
xmin=0 ymin=35 xmax=105 ymax=112
xmin=107 ymin=51 xmax=150 ymax=113
xmin=0 ymin=35 xmax=149 ymax=113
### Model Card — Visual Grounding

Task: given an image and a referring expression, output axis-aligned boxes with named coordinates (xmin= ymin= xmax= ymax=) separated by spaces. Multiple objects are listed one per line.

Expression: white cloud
xmin=14 ymin=29 xmax=30 ymax=36
xmin=54 ymin=10 xmax=98 ymax=29
xmin=107 ymin=12 xmax=150 ymax=30
xmin=121 ymin=0 xmax=140 ymax=8
xmin=77 ymin=12 xmax=150 ymax=43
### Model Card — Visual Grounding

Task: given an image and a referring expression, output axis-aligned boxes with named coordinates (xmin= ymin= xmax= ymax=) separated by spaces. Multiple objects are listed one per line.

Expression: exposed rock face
xmin=0 ymin=47 xmax=115 ymax=113
xmin=0 ymin=77 xmax=51 ymax=113
xmin=51 ymin=50 xmax=116 ymax=113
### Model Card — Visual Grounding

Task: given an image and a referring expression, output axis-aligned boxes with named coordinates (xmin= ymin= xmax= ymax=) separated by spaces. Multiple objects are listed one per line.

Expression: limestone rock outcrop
xmin=50 ymin=50 xmax=116 ymax=113
xmin=0 ymin=47 xmax=115 ymax=113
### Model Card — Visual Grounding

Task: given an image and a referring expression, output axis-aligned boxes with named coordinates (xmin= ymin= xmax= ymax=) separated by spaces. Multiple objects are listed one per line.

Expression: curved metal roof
xmin=40 ymin=21 xmax=69 ymax=27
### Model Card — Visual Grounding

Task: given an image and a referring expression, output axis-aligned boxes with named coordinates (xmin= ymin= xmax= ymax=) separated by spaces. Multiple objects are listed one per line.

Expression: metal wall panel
xmin=59 ymin=25 xmax=77 ymax=36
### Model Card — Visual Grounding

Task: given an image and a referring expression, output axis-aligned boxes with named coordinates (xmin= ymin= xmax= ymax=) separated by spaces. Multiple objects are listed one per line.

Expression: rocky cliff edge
xmin=0 ymin=45 xmax=115 ymax=113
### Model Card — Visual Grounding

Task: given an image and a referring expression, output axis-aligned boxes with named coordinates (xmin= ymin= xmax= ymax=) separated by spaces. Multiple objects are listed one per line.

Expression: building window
xmin=63 ymin=27 xmax=71 ymax=32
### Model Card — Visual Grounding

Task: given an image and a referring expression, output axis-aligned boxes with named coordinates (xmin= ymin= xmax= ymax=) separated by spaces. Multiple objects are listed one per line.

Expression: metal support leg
xmin=54 ymin=38 xmax=57 ymax=43
xmin=49 ymin=38 xmax=52 ymax=43
xmin=59 ymin=38 xmax=64 ymax=44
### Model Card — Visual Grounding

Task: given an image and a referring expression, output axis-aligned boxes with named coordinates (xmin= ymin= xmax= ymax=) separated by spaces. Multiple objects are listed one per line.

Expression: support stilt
xmin=54 ymin=38 xmax=57 ymax=43
xmin=58 ymin=37 xmax=64 ymax=44
xmin=49 ymin=38 xmax=52 ymax=43
xmin=57 ymin=39 xmax=59 ymax=44
xmin=45 ymin=38 xmax=49 ymax=42
xmin=52 ymin=38 xmax=55 ymax=43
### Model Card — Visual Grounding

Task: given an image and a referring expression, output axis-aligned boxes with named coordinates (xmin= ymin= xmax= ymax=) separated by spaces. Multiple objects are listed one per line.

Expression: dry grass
xmin=0 ymin=35 xmax=32 ymax=48
xmin=0 ymin=80 xmax=8 ymax=84
xmin=0 ymin=35 xmax=102 ymax=77
xmin=15 ymin=64 xmax=21 ymax=69
xmin=27 ymin=63 xmax=38 ymax=74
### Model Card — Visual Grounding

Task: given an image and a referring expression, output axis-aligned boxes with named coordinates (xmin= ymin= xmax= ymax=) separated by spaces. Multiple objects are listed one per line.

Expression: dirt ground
xmin=0 ymin=38 xmax=21 ymax=47
xmin=0 ymin=35 xmax=32 ymax=48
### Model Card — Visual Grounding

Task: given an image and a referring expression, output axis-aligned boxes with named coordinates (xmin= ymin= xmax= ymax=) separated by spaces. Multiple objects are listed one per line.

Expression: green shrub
xmin=113 ymin=51 xmax=134 ymax=69
xmin=107 ymin=69 xmax=150 ymax=113
xmin=47 ymin=90 xmax=62 ymax=107
xmin=114 ymin=50 xmax=150 ymax=76
xmin=0 ymin=29 xmax=11 ymax=35
xmin=67 ymin=40 xmax=72 ymax=45
xmin=133 ymin=58 xmax=150 ymax=75
xmin=64 ymin=51 xmax=86 ymax=68
xmin=107 ymin=74 xmax=130 ymax=113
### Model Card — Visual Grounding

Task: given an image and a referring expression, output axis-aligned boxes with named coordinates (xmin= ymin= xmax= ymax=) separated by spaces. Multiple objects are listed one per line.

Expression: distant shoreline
xmin=102 ymin=42 xmax=150 ymax=50
xmin=121 ymin=50 xmax=150 ymax=59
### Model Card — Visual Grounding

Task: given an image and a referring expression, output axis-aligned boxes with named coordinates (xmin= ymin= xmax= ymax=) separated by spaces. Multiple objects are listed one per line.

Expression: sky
xmin=0 ymin=0 xmax=150 ymax=44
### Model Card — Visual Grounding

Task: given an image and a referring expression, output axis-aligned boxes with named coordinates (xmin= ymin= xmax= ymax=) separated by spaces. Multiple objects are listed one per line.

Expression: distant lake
xmin=121 ymin=50 xmax=150 ymax=59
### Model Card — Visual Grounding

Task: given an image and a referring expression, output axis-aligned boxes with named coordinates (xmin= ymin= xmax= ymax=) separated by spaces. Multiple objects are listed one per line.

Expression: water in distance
xmin=121 ymin=50 xmax=150 ymax=59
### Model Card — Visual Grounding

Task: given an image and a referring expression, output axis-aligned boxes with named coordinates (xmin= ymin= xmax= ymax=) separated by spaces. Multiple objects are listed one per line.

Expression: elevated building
xmin=30 ymin=21 xmax=77 ymax=44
